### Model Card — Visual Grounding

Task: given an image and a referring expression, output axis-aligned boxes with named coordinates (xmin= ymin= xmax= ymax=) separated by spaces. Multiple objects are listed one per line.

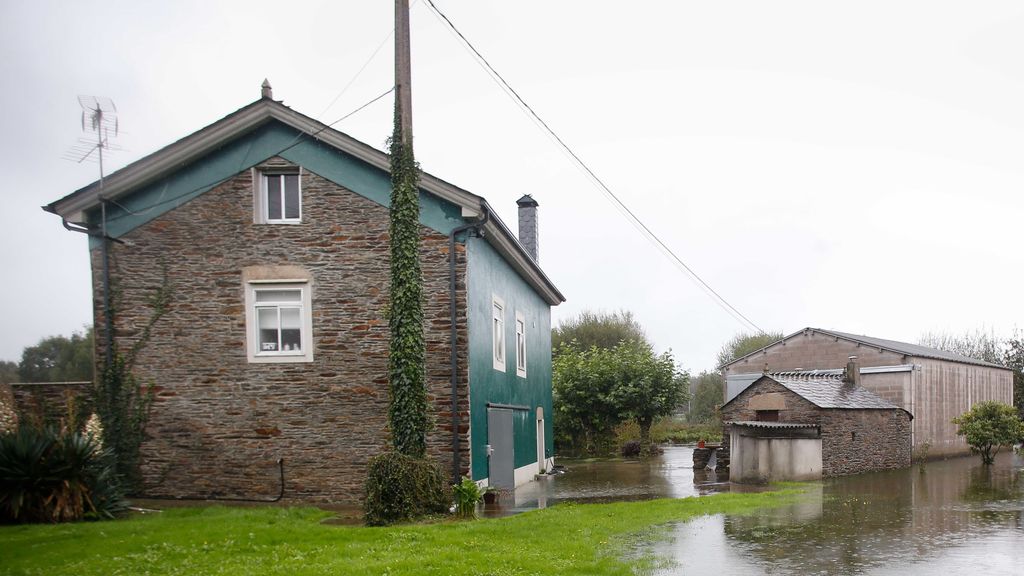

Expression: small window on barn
xmin=756 ymin=410 xmax=779 ymax=422
xmin=255 ymin=170 xmax=302 ymax=224
xmin=244 ymin=281 xmax=313 ymax=363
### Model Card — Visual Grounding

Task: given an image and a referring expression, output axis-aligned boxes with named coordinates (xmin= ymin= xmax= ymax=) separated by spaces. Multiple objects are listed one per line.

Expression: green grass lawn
xmin=0 ymin=490 xmax=800 ymax=576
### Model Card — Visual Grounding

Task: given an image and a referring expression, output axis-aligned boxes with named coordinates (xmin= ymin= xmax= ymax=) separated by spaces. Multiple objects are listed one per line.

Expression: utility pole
xmin=395 ymin=0 xmax=413 ymax=146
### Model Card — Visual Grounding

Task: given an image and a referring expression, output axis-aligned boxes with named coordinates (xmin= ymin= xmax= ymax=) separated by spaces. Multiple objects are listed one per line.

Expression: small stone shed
xmin=720 ymin=369 xmax=913 ymax=482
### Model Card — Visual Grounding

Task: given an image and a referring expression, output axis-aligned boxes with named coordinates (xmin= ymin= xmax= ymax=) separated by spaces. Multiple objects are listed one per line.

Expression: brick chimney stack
xmin=516 ymin=194 xmax=539 ymax=262
xmin=844 ymin=356 xmax=861 ymax=386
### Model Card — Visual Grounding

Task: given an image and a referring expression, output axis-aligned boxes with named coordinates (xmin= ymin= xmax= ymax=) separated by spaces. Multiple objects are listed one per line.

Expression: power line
xmin=422 ymin=0 xmax=764 ymax=335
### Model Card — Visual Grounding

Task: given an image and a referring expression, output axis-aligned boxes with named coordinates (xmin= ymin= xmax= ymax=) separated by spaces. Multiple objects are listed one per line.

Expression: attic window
xmin=256 ymin=171 xmax=301 ymax=224
xmin=756 ymin=410 xmax=779 ymax=422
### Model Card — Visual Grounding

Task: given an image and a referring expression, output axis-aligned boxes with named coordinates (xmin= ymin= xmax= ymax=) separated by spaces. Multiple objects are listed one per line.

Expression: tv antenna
xmin=63 ymin=96 xmax=122 ymax=182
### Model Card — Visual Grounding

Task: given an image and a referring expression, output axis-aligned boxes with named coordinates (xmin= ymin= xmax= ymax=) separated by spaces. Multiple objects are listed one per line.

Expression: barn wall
xmin=912 ymin=358 xmax=1014 ymax=457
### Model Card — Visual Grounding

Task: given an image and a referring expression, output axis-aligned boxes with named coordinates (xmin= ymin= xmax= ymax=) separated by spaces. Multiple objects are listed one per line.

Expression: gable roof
xmin=722 ymin=373 xmax=912 ymax=418
xmin=723 ymin=327 xmax=1007 ymax=370
xmin=44 ymin=94 xmax=564 ymax=306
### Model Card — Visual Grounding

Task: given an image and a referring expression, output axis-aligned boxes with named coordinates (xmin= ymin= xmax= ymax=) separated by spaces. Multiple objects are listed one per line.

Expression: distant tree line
xmin=1 ymin=326 xmax=94 ymax=384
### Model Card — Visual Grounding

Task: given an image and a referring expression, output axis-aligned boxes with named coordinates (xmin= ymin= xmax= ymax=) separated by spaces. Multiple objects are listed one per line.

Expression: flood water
xmin=489 ymin=446 xmax=1023 ymax=574
xmin=482 ymin=446 xmax=741 ymax=517
xmin=647 ymin=450 xmax=1024 ymax=575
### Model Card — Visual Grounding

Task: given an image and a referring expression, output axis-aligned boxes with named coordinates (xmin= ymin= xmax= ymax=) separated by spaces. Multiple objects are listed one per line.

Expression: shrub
xmin=953 ymin=401 xmax=1024 ymax=465
xmin=451 ymin=476 xmax=482 ymax=519
xmin=0 ymin=424 xmax=126 ymax=523
xmin=364 ymin=452 xmax=449 ymax=526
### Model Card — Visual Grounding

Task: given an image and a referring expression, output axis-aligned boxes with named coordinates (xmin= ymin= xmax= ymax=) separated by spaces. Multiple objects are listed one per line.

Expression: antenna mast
xmin=65 ymin=96 xmax=121 ymax=366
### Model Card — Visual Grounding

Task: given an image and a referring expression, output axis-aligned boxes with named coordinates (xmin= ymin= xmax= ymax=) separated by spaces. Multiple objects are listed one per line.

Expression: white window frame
xmin=244 ymin=280 xmax=314 ymax=363
xmin=515 ymin=311 xmax=527 ymax=378
xmin=492 ymin=296 xmax=505 ymax=372
xmin=255 ymin=170 xmax=302 ymax=224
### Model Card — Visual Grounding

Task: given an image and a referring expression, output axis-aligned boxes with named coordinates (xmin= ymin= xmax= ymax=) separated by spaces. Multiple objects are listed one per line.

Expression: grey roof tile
xmin=769 ymin=373 xmax=905 ymax=411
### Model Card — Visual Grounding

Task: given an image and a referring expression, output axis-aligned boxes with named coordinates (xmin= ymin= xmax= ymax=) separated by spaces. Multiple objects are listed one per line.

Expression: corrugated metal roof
xmin=770 ymin=373 xmax=904 ymax=411
xmin=817 ymin=329 xmax=1006 ymax=369
xmin=721 ymin=327 xmax=1009 ymax=370
xmin=730 ymin=420 xmax=819 ymax=429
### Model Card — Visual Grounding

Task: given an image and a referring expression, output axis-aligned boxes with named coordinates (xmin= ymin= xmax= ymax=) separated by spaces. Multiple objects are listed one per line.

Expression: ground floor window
xmin=244 ymin=281 xmax=313 ymax=363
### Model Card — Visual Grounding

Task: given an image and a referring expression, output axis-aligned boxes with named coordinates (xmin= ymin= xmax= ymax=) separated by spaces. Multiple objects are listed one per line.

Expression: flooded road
xmin=648 ymin=450 xmax=1024 ymax=575
xmin=482 ymin=446 xmax=742 ymax=517
xmin=489 ymin=445 xmax=1022 ymax=574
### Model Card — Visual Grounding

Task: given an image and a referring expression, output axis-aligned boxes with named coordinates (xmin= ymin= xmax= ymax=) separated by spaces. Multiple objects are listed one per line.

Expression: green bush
xmin=451 ymin=476 xmax=482 ymax=519
xmin=364 ymin=452 xmax=450 ymax=526
xmin=615 ymin=418 xmax=723 ymax=447
xmin=0 ymin=424 xmax=126 ymax=523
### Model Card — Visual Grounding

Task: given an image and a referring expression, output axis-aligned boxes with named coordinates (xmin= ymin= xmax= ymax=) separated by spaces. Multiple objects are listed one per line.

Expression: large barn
xmin=722 ymin=328 xmax=1013 ymax=457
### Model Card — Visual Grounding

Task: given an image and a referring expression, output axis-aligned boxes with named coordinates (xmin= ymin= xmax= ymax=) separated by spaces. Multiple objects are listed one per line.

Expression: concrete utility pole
xmin=395 ymin=0 xmax=413 ymax=145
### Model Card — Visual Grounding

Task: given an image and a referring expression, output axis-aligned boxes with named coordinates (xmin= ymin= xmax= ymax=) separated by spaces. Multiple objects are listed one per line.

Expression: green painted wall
xmin=87 ymin=121 xmax=466 ymax=247
xmin=466 ymin=236 xmax=553 ymax=480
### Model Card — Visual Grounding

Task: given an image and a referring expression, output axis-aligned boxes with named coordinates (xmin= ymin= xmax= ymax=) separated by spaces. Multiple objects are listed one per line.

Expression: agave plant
xmin=0 ymin=424 xmax=125 ymax=523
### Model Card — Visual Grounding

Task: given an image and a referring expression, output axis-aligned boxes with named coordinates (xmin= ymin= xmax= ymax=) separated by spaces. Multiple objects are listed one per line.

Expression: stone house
xmin=722 ymin=328 xmax=1013 ymax=458
xmin=720 ymin=367 xmax=913 ymax=481
xmin=43 ymin=84 xmax=565 ymax=504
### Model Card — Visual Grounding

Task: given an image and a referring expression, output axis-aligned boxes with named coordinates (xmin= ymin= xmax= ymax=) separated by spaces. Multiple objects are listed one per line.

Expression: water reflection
xmin=482 ymin=446 xmax=739 ymax=517
xmin=651 ymin=451 xmax=1024 ymax=575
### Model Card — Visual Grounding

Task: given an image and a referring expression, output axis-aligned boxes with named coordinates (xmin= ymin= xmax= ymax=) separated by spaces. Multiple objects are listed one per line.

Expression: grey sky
xmin=2 ymin=1 xmax=1022 ymax=372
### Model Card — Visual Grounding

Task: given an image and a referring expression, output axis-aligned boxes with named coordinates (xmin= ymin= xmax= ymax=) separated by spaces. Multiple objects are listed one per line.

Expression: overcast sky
xmin=2 ymin=1 xmax=1022 ymax=372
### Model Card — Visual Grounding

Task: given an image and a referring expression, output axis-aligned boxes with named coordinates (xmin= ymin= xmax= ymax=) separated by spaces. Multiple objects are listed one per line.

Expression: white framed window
xmin=515 ymin=311 xmax=527 ymax=378
xmin=244 ymin=281 xmax=313 ymax=363
xmin=492 ymin=296 xmax=505 ymax=372
xmin=256 ymin=172 xmax=302 ymax=224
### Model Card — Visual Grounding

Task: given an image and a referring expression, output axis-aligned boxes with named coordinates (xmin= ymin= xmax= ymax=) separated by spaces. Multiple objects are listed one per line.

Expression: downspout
xmin=448 ymin=206 xmax=489 ymax=484
xmin=100 ymin=201 xmax=113 ymax=366
xmin=55 ymin=208 xmax=118 ymax=368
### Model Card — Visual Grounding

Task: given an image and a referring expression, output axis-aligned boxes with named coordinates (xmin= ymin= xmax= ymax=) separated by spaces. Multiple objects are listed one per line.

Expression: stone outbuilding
xmin=722 ymin=327 xmax=1013 ymax=458
xmin=720 ymin=365 xmax=913 ymax=482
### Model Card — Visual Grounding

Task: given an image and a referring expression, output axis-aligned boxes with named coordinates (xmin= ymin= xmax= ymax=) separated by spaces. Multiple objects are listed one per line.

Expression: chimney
xmin=516 ymin=194 xmax=539 ymax=262
xmin=261 ymin=79 xmax=273 ymax=100
xmin=844 ymin=355 xmax=861 ymax=386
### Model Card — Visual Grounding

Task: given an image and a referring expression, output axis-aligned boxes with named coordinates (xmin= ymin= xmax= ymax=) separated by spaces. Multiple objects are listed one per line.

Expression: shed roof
xmin=730 ymin=421 xmax=819 ymax=430
xmin=721 ymin=373 xmax=913 ymax=419
xmin=771 ymin=374 xmax=906 ymax=411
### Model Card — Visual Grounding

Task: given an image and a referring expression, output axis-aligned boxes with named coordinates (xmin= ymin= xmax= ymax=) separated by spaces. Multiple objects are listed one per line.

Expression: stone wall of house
xmin=720 ymin=378 xmax=912 ymax=477
xmin=91 ymin=160 xmax=470 ymax=504
xmin=820 ymin=409 xmax=912 ymax=476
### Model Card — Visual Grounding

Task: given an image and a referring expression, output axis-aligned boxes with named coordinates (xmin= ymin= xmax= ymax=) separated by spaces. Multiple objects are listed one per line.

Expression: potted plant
xmin=482 ymin=486 xmax=499 ymax=505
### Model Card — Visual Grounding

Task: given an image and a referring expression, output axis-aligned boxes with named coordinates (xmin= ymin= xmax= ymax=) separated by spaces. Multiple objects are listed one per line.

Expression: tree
xmin=552 ymin=310 xmax=648 ymax=354
xmin=17 ymin=327 xmax=94 ymax=383
xmin=553 ymin=340 xmax=687 ymax=455
xmin=1004 ymin=335 xmax=1024 ymax=420
xmin=608 ymin=342 xmax=688 ymax=452
xmin=952 ymin=401 xmax=1024 ymax=465
xmin=688 ymin=371 xmax=724 ymax=424
xmin=716 ymin=331 xmax=784 ymax=368
xmin=919 ymin=330 xmax=1004 ymax=365
xmin=0 ymin=361 xmax=17 ymax=385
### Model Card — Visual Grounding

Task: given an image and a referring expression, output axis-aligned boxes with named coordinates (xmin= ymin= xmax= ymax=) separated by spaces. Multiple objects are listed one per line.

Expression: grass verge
xmin=0 ymin=489 xmax=801 ymax=576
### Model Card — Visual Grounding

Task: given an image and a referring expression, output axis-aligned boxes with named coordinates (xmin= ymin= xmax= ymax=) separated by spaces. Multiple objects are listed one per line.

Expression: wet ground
xmin=644 ymin=450 xmax=1024 ymax=575
xmin=484 ymin=445 xmax=1023 ymax=574
xmin=481 ymin=445 xmax=754 ymax=517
